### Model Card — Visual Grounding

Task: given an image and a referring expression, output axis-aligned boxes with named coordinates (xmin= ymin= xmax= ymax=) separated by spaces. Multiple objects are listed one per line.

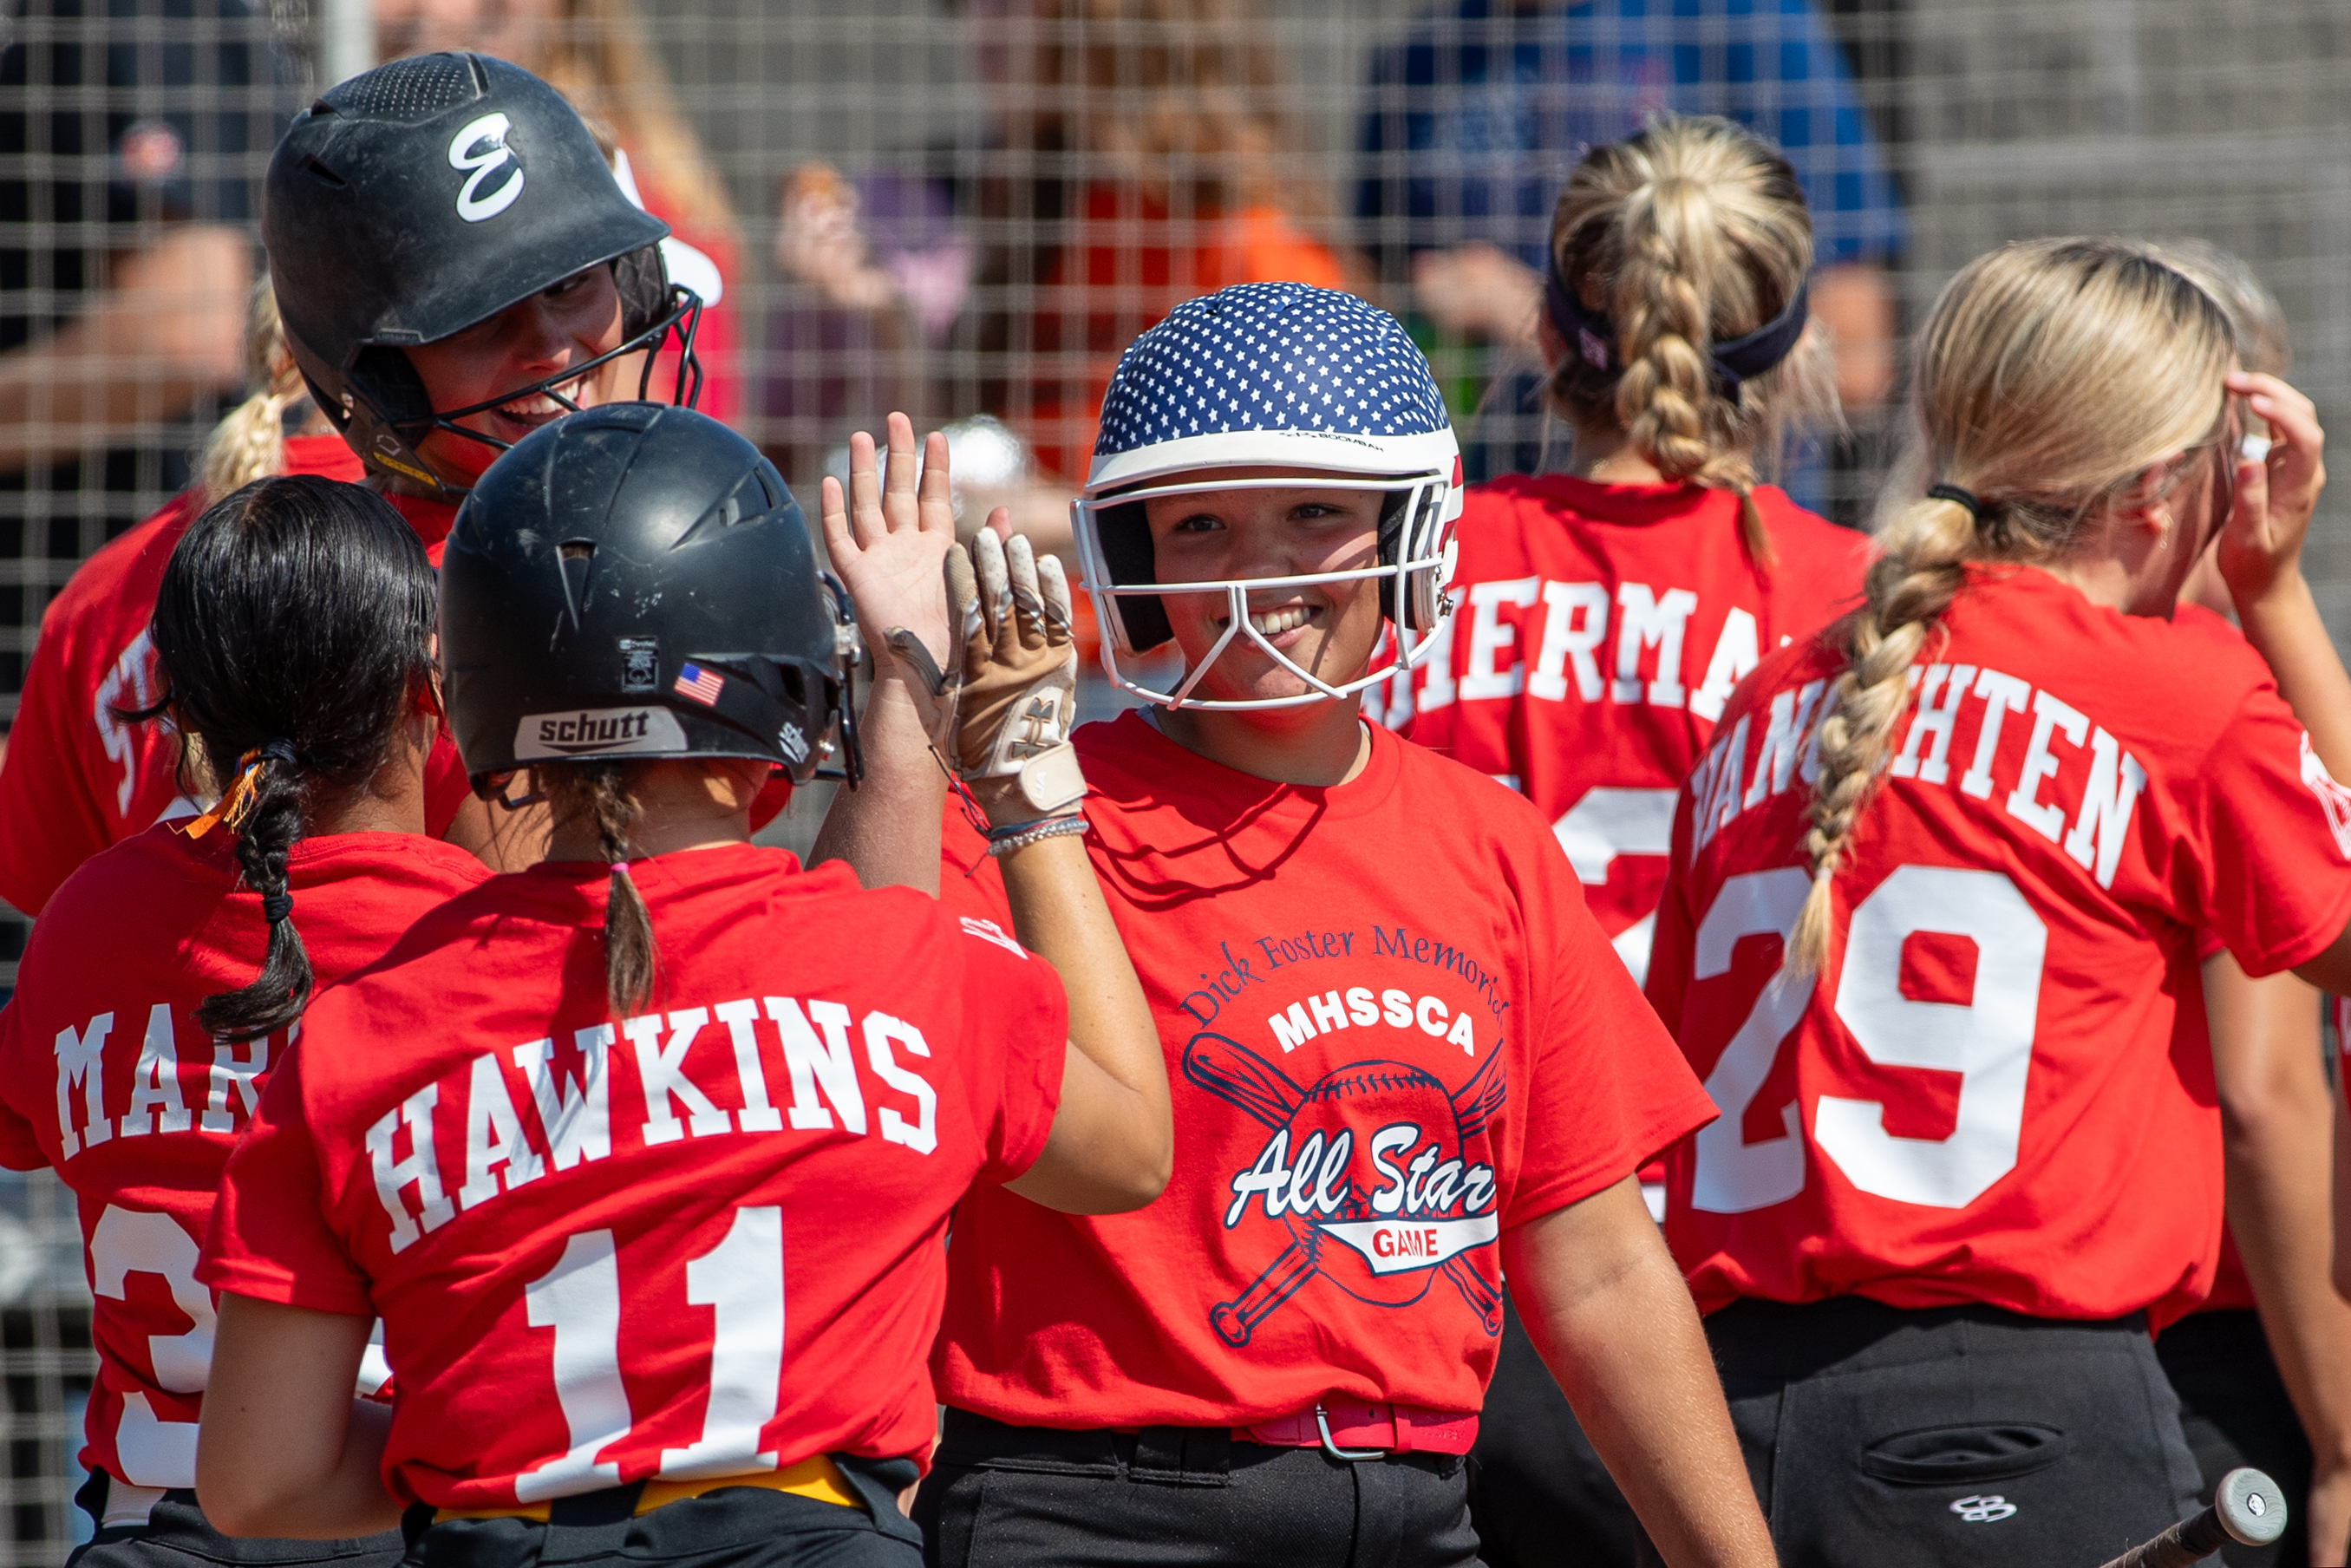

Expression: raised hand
xmin=2217 ymin=370 xmax=2328 ymax=613
xmin=819 ymin=412 xmax=958 ymax=740
xmin=950 ymin=525 xmax=1083 ymax=826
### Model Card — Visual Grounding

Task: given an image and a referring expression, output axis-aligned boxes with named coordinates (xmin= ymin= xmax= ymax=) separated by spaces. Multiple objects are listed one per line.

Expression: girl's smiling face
xmin=1140 ymin=467 xmax=1389 ymax=705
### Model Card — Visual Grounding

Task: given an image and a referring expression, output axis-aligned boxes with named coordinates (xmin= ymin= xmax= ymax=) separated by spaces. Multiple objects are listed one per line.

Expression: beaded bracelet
xmin=985 ymin=813 xmax=1088 ymax=857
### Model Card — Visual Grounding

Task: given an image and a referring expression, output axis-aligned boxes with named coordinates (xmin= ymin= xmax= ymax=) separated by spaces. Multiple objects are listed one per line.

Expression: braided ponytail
xmin=1786 ymin=237 xmax=2238 ymax=973
xmin=133 ymin=475 xmax=439 ymax=1036
xmin=199 ymin=742 xmax=312 ymax=1040
xmin=540 ymin=761 xmax=658 ymax=1017
xmin=1787 ymin=496 xmax=1973 ymax=968
xmin=1545 ymin=115 xmax=1838 ymax=571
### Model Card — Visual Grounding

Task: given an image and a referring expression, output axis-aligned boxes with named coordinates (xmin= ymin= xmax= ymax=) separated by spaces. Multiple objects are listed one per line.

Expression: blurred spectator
xmin=1356 ymin=0 xmax=1905 ymax=478
xmin=374 ymin=0 xmax=743 ymax=420
xmin=773 ymin=0 xmax=1355 ymax=532
xmin=769 ymin=161 xmax=958 ymax=473
xmin=0 ymin=0 xmax=282 ymax=487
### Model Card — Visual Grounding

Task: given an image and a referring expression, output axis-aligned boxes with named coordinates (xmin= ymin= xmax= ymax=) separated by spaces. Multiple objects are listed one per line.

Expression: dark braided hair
xmin=128 ymin=475 xmax=437 ymax=1040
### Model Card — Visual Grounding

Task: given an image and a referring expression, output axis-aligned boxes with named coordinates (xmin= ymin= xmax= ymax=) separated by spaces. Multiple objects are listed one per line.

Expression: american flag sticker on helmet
xmin=674 ymin=663 xmax=724 ymax=707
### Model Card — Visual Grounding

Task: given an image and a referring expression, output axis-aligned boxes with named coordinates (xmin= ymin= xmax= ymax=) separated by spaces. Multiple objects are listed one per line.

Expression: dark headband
xmin=1544 ymin=264 xmax=1812 ymax=397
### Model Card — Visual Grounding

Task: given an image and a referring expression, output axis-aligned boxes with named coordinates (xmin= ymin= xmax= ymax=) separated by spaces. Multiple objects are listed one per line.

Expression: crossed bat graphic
xmin=1183 ymin=1032 xmax=1508 ymax=1348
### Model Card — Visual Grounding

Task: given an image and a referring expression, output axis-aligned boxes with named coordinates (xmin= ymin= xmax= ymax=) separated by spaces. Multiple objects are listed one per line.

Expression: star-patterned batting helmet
xmin=1072 ymin=282 xmax=1463 ymax=709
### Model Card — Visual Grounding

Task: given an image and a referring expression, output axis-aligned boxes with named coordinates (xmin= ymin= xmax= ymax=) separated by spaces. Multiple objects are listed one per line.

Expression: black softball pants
xmin=65 ymin=1475 xmax=403 ymax=1568
xmin=915 ymin=1407 xmax=1486 ymax=1568
xmin=1702 ymin=1297 xmax=2204 ymax=1568
xmin=395 ymin=1462 xmax=922 ymax=1568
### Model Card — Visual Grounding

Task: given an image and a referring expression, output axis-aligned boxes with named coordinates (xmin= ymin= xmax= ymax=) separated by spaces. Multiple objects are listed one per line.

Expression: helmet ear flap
xmin=348 ymin=345 xmax=434 ymax=431
xmin=613 ymin=244 xmax=670 ymax=341
xmin=337 ymin=346 xmax=449 ymax=490
xmin=1377 ymin=482 xmax=1453 ymax=632
xmin=1095 ymin=500 xmax=1172 ymax=654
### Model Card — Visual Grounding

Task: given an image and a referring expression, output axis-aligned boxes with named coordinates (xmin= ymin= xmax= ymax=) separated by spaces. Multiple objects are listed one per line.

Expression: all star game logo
xmin=1185 ymin=1034 xmax=1506 ymax=1348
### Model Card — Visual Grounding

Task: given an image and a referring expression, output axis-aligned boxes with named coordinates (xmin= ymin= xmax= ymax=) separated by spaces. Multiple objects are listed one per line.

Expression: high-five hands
xmin=819 ymin=412 xmax=960 ymax=747
xmin=949 ymin=526 xmax=1084 ymax=830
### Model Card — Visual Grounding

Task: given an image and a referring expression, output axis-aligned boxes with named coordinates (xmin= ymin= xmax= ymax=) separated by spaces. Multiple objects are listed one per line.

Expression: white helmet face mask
xmin=1074 ymin=473 xmax=1457 ymax=710
xmin=1075 ymin=283 xmax=1466 ymax=712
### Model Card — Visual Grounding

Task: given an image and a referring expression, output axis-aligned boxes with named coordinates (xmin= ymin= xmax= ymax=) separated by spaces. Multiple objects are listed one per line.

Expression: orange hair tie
xmin=180 ymin=743 xmax=293 ymax=840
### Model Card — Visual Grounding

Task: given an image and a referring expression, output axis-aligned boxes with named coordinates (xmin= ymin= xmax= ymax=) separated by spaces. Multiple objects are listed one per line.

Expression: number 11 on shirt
xmin=517 ymin=1205 xmax=785 ymax=1502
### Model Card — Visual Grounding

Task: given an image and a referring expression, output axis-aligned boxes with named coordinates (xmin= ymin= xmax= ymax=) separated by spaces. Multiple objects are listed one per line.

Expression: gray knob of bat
xmin=2216 ymin=1469 xmax=2289 ymax=1547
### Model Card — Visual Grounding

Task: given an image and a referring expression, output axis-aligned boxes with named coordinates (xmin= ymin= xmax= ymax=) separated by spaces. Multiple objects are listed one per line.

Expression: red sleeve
xmin=2195 ymin=695 xmax=2351 ymax=977
xmin=0 ymin=616 xmax=112 ymax=916
xmin=0 ymin=502 xmax=195 ymax=914
xmin=1504 ymin=822 xmax=1717 ymax=1227
xmin=1643 ymin=786 xmax=1702 ymax=1040
xmin=0 ymin=1004 xmax=48 ymax=1172
xmin=197 ymin=1044 xmax=374 ymax=1315
xmin=1765 ymin=506 xmax=1869 ymax=644
xmin=949 ymin=913 xmax=1069 ymax=1184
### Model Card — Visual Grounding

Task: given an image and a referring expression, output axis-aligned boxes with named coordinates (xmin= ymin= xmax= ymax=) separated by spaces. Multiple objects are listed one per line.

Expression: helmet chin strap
xmin=372 ymin=286 xmax=705 ymax=498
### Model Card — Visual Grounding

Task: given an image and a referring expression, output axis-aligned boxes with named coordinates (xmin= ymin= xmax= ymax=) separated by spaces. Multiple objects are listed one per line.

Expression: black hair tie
xmin=1927 ymin=484 xmax=1983 ymax=519
xmin=260 ymin=891 xmax=294 ymax=924
xmin=253 ymin=737 xmax=300 ymax=769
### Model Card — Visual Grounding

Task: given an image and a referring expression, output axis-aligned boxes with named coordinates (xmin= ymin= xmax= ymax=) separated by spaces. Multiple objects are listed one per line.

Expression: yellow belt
xmin=435 ymin=1454 xmax=862 ymax=1524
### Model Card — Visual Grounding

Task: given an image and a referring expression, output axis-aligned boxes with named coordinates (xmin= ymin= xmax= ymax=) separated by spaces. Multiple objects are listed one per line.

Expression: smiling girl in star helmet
xmin=898 ymin=282 xmax=1776 ymax=1568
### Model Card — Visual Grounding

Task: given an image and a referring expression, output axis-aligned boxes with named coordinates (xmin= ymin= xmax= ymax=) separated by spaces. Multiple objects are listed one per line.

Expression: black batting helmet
xmin=440 ymin=404 xmax=856 ymax=788
xmin=265 ymin=53 xmax=694 ymax=495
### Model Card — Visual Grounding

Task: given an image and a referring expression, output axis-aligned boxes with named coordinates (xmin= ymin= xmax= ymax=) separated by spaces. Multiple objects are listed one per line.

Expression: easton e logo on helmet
xmin=448 ymin=112 xmax=525 ymax=222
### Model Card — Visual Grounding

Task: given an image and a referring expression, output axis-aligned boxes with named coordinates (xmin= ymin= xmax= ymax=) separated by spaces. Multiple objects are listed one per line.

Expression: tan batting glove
xmin=948 ymin=528 xmax=1083 ymax=826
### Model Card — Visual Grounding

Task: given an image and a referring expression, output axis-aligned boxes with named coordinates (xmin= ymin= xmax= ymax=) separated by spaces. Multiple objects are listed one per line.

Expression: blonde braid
xmin=1787 ymin=496 xmax=1974 ymax=970
xmin=1788 ymin=236 xmax=2239 ymax=973
xmin=199 ymin=279 xmax=306 ymax=507
xmin=1548 ymin=116 xmax=1838 ymax=574
xmin=1610 ymin=179 xmax=1721 ymax=485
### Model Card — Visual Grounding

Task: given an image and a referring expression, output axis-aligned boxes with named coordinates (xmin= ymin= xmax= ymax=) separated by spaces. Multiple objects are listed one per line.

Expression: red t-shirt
xmin=1645 ymin=565 xmax=2351 ymax=1329
xmin=199 ymin=844 xmax=1067 ymax=1510
xmin=0 ymin=825 xmax=487 ymax=1487
xmin=1390 ymin=475 xmax=1865 ymax=985
xmin=931 ymin=713 xmax=1714 ymax=1428
xmin=2177 ymin=605 xmax=2263 ymax=1316
xmin=0 ymin=445 xmax=475 ymax=916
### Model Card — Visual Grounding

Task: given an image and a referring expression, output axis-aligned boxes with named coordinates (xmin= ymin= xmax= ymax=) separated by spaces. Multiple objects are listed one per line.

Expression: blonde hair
xmin=198 ymin=278 xmax=306 ymax=507
xmin=2152 ymin=238 xmax=2289 ymax=377
xmin=1546 ymin=114 xmax=1839 ymax=568
xmin=532 ymin=0 xmax=735 ymax=232
xmin=1789 ymin=236 xmax=2236 ymax=970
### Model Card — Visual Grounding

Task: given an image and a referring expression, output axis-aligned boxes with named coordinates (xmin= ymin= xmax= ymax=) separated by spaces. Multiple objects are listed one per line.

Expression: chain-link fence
xmin=1 ymin=0 xmax=2348 ymax=1559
